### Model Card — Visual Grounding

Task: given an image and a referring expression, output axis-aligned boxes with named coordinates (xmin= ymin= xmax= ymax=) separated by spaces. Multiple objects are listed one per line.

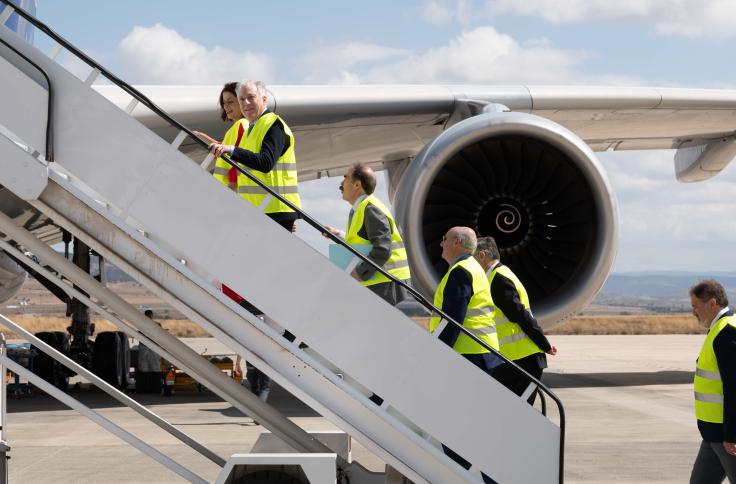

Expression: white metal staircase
xmin=0 ymin=4 xmax=563 ymax=483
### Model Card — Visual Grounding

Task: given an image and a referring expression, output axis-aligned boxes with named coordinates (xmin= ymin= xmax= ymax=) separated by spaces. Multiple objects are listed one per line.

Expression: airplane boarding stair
xmin=0 ymin=5 xmax=564 ymax=483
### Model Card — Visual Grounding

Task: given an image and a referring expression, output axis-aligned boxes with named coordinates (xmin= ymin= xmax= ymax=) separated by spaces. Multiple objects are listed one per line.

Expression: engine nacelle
xmin=394 ymin=112 xmax=618 ymax=327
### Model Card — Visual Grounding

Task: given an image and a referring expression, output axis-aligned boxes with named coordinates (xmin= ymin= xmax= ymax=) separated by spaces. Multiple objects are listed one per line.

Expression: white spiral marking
xmin=496 ymin=204 xmax=521 ymax=234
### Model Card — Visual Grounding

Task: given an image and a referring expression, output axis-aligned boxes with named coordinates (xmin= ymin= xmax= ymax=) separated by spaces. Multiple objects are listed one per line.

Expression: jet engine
xmin=394 ymin=111 xmax=618 ymax=327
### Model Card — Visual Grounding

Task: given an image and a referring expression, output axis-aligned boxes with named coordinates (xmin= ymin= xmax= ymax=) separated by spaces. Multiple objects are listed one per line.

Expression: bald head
xmin=441 ymin=226 xmax=477 ymax=263
xmin=454 ymin=227 xmax=477 ymax=252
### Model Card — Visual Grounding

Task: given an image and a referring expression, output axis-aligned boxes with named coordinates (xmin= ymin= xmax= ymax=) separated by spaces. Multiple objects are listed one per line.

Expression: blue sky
xmin=18 ymin=0 xmax=736 ymax=272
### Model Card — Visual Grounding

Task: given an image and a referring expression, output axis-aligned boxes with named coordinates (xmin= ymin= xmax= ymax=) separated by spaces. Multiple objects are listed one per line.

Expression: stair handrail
xmin=0 ymin=34 xmax=53 ymax=161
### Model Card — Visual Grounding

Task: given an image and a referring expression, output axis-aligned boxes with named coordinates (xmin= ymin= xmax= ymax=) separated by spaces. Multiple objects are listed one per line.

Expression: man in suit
xmin=474 ymin=236 xmax=556 ymax=403
xmin=208 ymin=79 xmax=301 ymax=231
xmin=688 ymin=279 xmax=736 ymax=483
xmin=429 ymin=226 xmax=501 ymax=484
xmin=324 ymin=163 xmax=410 ymax=305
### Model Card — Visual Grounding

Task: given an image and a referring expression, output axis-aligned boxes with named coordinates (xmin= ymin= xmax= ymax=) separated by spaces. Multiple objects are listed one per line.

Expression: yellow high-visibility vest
xmin=344 ymin=195 xmax=410 ymax=286
xmin=694 ymin=313 xmax=736 ymax=423
xmin=488 ymin=264 xmax=543 ymax=361
xmin=429 ymin=256 xmax=499 ymax=354
xmin=236 ymin=113 xmax=301 ymax=213
xmin=212 ymin=119 xmax=247 ymax=189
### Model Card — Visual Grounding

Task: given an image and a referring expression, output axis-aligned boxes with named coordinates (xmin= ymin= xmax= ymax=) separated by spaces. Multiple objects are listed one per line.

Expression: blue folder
xmin=328 ymin=243 xmax=372 ymax=270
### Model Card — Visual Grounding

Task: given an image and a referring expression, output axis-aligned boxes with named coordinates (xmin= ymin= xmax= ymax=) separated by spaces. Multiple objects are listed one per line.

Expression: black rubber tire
xmin=92 ymin=332 xmax=123 ymax=388
xmin=51 ymin=331 xmax=70 ymax=390
xmin=235 ymin=470 xmax=306 ymax=484
xmin=116 ymin=332 xmax=130 ymax=389
xmin=31 ymin=331 xmax=71 ymax=391
xmin=31 ymin=331 xmax=57 ymax=387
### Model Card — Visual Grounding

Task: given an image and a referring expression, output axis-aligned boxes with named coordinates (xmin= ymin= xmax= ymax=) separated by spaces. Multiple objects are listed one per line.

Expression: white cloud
xmin=421 ymin=0 xmax=472 ymax=26
xmin=299 ymin=26 xmax=645 ymax=85
xmin=300 ymin=42 xmax=410 ymax=84
xmin=362 ymin=27 xmax=590 ymax=84
xmin=116 ymin=23 xmax=273 ymax=84
xmin=115 ymin=23 xmax=641 ymax=87
xmin=601 ymin=150 xmax=736 ymax=271
xmin=485 ymin=0 xmax=736 ymax=38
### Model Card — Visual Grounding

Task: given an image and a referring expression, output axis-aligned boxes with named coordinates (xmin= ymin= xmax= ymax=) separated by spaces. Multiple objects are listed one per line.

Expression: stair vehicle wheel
xmin=115 ymin=331 xmax=130 ymax=389
xmin=51 ymin=331 xmax=70 ymax=390
xmin=92 ymin=331 xmax=123 ymax=388
xmin=31 ymin=331 xmax=70 ymax=390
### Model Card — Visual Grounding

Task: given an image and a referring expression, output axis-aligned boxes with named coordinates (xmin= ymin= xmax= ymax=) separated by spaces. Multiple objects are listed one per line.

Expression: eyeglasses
xmin=442 ymin=234 xmax=455 ymax=242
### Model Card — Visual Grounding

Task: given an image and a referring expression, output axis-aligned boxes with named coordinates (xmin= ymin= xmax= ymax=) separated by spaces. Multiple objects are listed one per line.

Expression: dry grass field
xmin=374 ymin=314 xmax=704 ymax=335
xmin=547 ymin=313 xmax=703 ymax=335
xmin=0 ymin=315 xmax=210 ymax=340
xmin=0 ymin=314 xmax=703 ymax=340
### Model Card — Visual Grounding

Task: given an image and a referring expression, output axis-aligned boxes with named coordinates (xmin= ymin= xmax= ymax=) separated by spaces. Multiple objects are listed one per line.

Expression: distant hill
xmin=592 ymin=272 xmax=736 ymax=312
xmin=602 ymin=272 xmax=736 ymax=296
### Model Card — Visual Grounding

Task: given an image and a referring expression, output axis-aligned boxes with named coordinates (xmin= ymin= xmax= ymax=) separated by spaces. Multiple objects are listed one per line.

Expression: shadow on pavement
xmin=6 ymin=381 xmax=320 ymax=418
xmin=544 ymin=370 xmax=694 ymax=388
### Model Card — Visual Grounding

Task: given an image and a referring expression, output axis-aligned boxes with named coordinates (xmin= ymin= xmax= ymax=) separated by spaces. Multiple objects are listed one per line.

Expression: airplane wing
xmin=106 ymin=84 xmax=736 ymax=182
xmin=88 ymin=84 xmax=736 ymax=323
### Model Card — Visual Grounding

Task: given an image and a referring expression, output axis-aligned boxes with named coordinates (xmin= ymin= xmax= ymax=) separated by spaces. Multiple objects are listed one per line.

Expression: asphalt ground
xmin=4 ymin=334 xmax=705 ymax=483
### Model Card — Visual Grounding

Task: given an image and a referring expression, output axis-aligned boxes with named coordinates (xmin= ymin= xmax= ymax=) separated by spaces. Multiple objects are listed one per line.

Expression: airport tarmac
xmin=4 ymin=334 xmax=704 ymax=483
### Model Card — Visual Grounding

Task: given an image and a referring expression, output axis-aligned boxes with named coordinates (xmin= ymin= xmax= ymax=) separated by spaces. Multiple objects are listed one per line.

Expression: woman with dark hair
xmin=194 ymin=82 xmax=246 ymax=191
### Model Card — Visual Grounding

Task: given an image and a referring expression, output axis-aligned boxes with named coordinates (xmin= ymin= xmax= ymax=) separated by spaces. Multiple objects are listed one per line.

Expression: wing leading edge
xmin=99 ymin=84 xmax=736 ymax=182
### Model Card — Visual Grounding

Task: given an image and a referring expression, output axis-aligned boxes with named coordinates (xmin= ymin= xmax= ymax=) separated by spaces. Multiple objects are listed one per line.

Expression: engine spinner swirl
xmin=496 ymin=203 xmax=521 ymax=234
xmin=477 ymin=197 xmax=531 ymax=250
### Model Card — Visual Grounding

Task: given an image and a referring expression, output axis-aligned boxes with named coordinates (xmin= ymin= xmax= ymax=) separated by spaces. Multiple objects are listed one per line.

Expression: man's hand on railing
xmin=321 ymin=225 xmax=343 ymax=238
xmin=192 ymin=131 xmax=217 ymax=145
xmin=207 ymin=142 xmax=233 ymax=159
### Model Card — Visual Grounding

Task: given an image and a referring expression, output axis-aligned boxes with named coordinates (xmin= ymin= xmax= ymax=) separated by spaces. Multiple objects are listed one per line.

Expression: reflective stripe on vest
xmin=695 ymin=392 xmax=724 ymax=404
xmin=466 ymin=306 xmax=493 ymax=318
xmin=344 ymin=195 xmax=411 ymax=286
xmin=237 ymin=185 xmax=300 ymax=195
xmin=237 ymin=112 xmax=301 ymax=213
xmin=213 ymin=119 xmax=246 ymax=188
xmin=469 ymin=325 xmax=497 ymax=336
xmin=695 ymin=368 xmax=721 ymax=380
xmin=429 ymin=256 xmax=499 ymax=354
xmin=488 ymin=264 xmax=543 ymax=361
xmin=694 ymin=314 xmax=736 ymax=424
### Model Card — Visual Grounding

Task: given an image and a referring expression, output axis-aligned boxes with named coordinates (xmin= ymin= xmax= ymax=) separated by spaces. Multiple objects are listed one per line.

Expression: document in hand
xmin=328 ymin=243 xmax=372 ymax=270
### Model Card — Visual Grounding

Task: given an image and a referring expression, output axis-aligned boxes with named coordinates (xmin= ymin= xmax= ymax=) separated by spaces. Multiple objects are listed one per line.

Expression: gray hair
xmin=238 ymin=79 xmax=268 ymax=97
xmin=476 ymin=236 xmax=500 ymax=260
xmin=456 ymin=230 xmax=477 ymax=254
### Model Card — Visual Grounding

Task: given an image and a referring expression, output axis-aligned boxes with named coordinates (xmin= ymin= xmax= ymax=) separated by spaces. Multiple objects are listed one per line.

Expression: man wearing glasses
xmin=428 ymin=226 xmax=502 ymax=484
